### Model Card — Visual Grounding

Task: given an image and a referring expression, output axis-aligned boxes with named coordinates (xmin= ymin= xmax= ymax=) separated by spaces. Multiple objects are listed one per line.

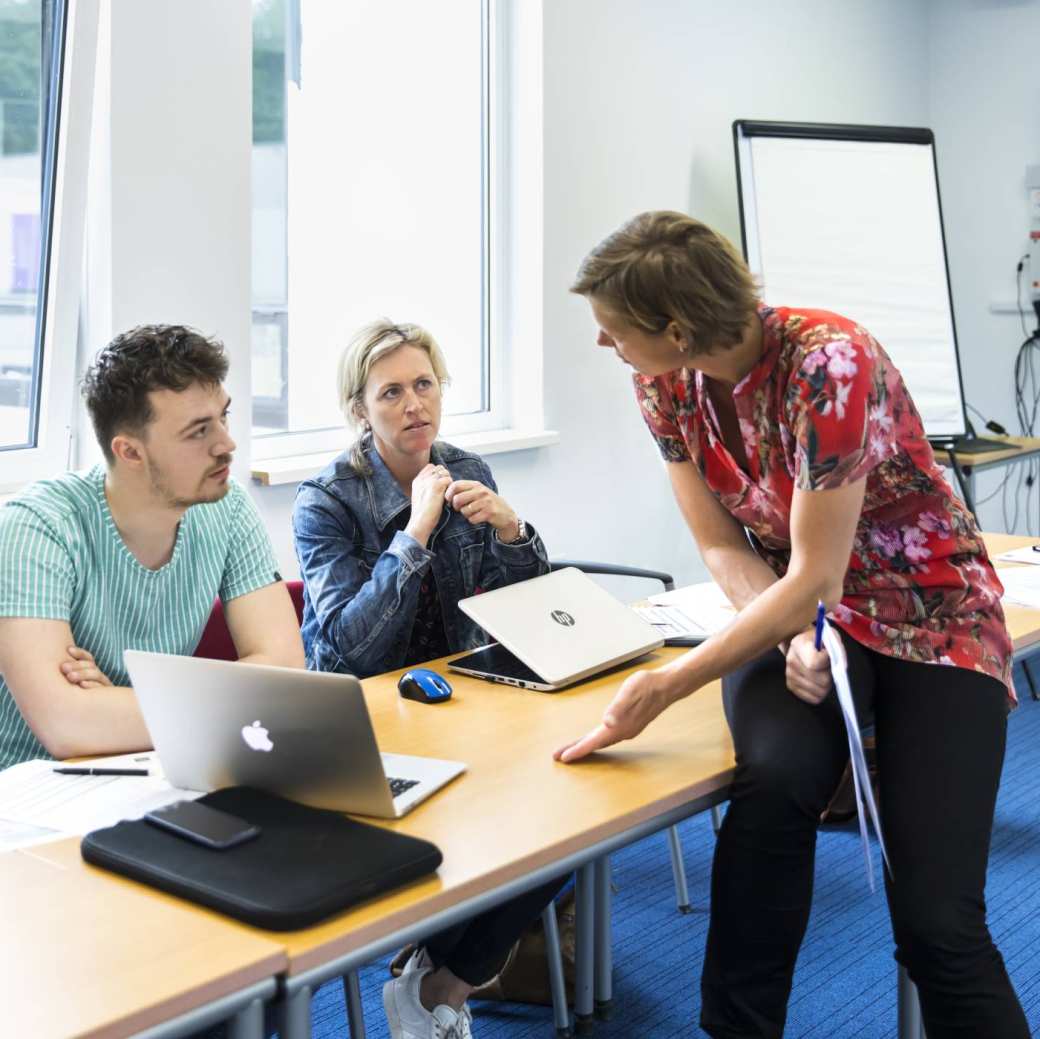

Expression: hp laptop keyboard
xmin=388 ymin=776 xmax=420 ymax=798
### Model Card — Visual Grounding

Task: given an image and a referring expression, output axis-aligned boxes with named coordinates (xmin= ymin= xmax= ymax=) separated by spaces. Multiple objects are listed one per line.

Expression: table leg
xmin=667 ymin=826 xmax=691 ymax=914
xmin=542 ymin=902 xmax=573 ymax=1037
xmin=710 ymin=803 xmax=724 ymax=834
xmin=226 ymin=997 xmax=264 ymax=1039
xmin=342 ymin=970 xmax=367 ymax=1038
xmin=593 ymin=856 xmax=614 ymax=1019
xmin=574 ymin=862 xmax=595 ymax=1033
xmin=897 ymin=965 xmax=926 ymax=1039
xmin=279 ymin=983 xmax=313 ymax=1039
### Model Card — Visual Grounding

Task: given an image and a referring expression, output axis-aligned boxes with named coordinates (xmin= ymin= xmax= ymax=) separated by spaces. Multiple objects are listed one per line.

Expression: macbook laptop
xmin=124 ymin=650 xmax=465 ymax=818
xmin=447 ymin=567 xmax=664 ymax=691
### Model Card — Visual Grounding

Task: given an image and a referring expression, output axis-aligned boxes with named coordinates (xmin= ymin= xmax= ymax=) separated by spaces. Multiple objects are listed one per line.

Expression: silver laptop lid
xmin=457 ymin=567 xmax=663 ymax=686
xmin=124 ymin=651 xmax=397 ymax=815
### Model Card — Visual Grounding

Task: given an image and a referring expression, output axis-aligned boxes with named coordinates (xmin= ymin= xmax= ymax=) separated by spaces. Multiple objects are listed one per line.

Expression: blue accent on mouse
xmin=397 ymin=667 xmax=453 ymax=704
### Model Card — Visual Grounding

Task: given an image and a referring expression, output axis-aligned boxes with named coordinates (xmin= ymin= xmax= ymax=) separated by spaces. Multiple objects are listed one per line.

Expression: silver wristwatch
xmin=497 ymin=516 xmax=527 ymax=544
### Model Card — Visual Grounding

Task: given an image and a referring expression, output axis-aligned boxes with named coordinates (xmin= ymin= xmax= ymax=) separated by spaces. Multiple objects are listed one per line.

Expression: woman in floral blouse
xmin=557 ymin=211 xmax=1027 ymax=1038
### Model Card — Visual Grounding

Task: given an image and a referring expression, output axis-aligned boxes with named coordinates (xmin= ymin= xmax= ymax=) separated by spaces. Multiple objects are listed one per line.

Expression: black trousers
xmin=423 ymin=874 xmax=569 ymax=987
xmin=700 ymin=632 xmax=1029 ymax=1039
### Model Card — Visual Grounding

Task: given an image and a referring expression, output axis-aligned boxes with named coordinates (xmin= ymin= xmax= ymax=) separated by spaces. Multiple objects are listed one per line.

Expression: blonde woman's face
xmin=360 ymin=344 xmax=442 ymax=465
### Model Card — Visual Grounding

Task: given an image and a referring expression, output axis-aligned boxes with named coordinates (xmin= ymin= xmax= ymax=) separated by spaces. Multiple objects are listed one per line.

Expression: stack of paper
xmin=645 ymin=581 xmax=737 ymax=637
xmin=0 ymin=751 xmax=199 ymax=853
xmin=995 ymin=566 xmax=1040 ymax=609
xmin=995 ymin=545 xmax=1040 ymax=566
xmin=821 ymin=623 xmax=890 ymax=893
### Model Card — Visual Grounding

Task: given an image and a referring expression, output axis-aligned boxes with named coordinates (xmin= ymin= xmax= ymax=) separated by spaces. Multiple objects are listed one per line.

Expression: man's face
xmin=135 ymin=382 xmax=236 ymax=508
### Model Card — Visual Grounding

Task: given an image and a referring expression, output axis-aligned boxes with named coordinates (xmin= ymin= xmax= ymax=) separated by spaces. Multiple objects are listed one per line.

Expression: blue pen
xmin=813 ymin=601 xmax=826 ymax=651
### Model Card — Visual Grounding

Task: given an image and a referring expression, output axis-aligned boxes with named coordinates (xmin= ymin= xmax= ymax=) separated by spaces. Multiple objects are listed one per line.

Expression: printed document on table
xmin=821 ymin=623 xmax=890 ymax=893
xmin=0 ymin=751 xmax=200 ymax=849
xmin=995 ymin=566 xmax=1040 ymax=608
xmin=646 ymin=581 xmax=737 ymax=636
xmin=994 ymin=545 xmax=1040 ymax=566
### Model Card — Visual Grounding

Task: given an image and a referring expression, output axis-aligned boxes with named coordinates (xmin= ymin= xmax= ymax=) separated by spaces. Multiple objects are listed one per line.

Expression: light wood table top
xmin=262 ymin=647 xmax=733 ymax=977
xmin=982 ymin=532 xmax=1040 ymax=653
xmin=5 ymin=837 xmax=286 ymax=1039
xmin=950 ymin=436 xmax=1040 ymax=469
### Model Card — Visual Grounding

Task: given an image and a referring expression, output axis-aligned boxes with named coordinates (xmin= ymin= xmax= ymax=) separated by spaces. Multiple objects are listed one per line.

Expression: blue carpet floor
xmin=304 ymin=659 xmax=1040 ymax=1038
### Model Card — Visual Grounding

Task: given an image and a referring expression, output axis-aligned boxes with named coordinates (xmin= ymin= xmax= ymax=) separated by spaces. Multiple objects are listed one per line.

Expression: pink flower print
xmin=917 ymin=511 xmax=952 ymax=538
xmin=802 ymin=349 xmax=828 ymax=374
xmin=869 ymin=522 xmax=902 ymax=558
xmin=825 ymin=340 xmax=859 ymax=379
xmin=833 ymin=602 xmax=854 ymax=623
xmin=738 ymin=417 xmax=757 ymax=444
xmin=901 ymin=524 xmax=932 ymax=563
xmin=834 ymin=380 xmax=852 ymax=420
xmin=869 ymin=403 xmax=893 ymax=432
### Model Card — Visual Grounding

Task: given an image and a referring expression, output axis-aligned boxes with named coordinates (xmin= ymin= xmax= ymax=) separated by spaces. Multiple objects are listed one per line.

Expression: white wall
xmin=925 ymin=0 xmax=1040 ymax=532
xmin=88 ymin=0 xmax=1040 ymax=592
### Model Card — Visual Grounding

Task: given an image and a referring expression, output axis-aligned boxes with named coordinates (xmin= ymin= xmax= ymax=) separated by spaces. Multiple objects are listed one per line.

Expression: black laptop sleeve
xmin=80 ymin=787 xmax=443 ymax=930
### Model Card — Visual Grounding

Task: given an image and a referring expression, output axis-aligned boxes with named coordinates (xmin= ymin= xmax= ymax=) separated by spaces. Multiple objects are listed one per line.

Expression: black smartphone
xmin=144 ymin=800 xmax=261 ymax=850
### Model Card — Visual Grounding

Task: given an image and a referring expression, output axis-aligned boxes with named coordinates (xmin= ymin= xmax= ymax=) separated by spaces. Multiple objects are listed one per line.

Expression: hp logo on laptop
xmin=551 ymin=609 xmax=575 ymax=627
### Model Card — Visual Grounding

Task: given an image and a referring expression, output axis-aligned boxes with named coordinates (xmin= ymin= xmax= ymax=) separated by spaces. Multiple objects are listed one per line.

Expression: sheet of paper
xmin=647 ymin=581 xmax=737 ymax=635
xmin=0 ymin=755 xmax=199 ymax=838
xmin=633 ymin=603 xmax=709 ymax=639
xmin=821 ymin=623 xmax=890 ymax=893
xmin=995 ymin=545 xmax=1040 ymax=566
xmin=0 ymin=816 xmax=64 ymax=853
xmin=995 ymin=565 xmax=1040 ymax=608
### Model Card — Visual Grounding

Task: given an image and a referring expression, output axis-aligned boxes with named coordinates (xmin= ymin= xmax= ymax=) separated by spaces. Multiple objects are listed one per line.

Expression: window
xmin=250 ymin=0 xmax=498 ymax=457
xmin=0 ymin=0 xmax=94 ymax=488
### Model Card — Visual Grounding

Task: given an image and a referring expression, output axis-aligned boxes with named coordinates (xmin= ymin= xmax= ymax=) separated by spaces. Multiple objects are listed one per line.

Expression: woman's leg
xmin=872 ymin=655 xmax=1029 ymax=1038
xmin=423 ymin=874 xmax=570 ymax=987
xmin=700 ymin=640 xmax=875 ymax=1038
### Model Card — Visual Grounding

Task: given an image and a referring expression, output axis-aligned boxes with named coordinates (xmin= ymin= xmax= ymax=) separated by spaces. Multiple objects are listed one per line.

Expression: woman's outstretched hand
xmin=554 ymin=669 xmax=674 ymax=763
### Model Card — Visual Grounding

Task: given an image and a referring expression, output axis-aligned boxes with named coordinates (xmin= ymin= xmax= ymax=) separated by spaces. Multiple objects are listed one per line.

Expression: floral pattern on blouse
xmin=634 ymin=305 xmax=1014 ymax=700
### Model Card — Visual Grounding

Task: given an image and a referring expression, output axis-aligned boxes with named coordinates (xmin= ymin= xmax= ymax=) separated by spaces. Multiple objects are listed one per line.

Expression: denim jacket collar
xmin=363 ymin=438 xmax=451 ymax=534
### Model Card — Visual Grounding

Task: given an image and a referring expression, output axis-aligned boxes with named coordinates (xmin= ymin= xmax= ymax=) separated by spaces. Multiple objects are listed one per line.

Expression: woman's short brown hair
xmin=570 ymin=211 xmax=759 ymax=355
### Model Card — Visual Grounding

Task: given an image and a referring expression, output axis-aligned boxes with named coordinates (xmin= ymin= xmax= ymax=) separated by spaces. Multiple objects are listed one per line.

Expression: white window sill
xmin=250 ymin=428 xmax=560 ymax=487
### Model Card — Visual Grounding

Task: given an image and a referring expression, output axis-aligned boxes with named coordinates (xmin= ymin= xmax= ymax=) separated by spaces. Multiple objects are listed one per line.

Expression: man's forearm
xmin=38 ymin=684 xmax=151 ymax=761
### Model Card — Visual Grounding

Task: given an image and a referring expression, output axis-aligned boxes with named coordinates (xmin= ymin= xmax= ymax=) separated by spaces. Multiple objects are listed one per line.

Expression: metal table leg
xmin=593 ymin=856 xmax=614 ymax=1019
xmin=897 ymin=965 xmax=926 ymax=1039
xmin=574 ymin=862 xmax=595 ymax=1034
xmin=667 ymin=826 xmax=691 ymax=914
xmin=342 ymin=970 xmax=367 ymax=1038
xmin=710 ymin=803 xmax=724 ymax=834
xmin=279 ymin=983 xmax=313 ymax=1039
xmin=226 ymin=998 xmax=264 ymax=1039
xmin=542 ymin=902 xmax=573 ymax=1038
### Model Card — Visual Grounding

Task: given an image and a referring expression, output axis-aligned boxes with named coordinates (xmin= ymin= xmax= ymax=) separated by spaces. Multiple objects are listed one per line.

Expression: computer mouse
xmin=398 ymin=667 xmax=453 ymax=704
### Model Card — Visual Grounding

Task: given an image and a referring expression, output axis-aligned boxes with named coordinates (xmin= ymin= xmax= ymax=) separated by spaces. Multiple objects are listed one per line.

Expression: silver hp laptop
xmin=447 ymin=567 xmax=664 ymax=691
xmin=124 ymin=651 xmax=465 ymax=818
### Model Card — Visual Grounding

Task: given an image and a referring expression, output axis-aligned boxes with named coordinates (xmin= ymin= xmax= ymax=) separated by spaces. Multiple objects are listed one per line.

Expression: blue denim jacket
xmin=293 ymin=439 xmax=549 ymax=678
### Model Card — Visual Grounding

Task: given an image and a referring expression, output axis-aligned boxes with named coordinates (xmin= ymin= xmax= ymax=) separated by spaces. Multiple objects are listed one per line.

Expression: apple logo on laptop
xmin=551 ymin=609 xmax=575 ymax=627
xmin=241 ymin=720 xmax=274 ymax=752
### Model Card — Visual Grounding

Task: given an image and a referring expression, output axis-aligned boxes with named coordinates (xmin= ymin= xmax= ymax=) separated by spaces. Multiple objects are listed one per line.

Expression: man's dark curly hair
xmin=82 ymin=324 xmax=229 ymax=463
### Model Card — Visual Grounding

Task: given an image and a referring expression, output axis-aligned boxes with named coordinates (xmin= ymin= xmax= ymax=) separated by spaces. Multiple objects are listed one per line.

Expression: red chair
xmin=194 ymin=580 xmax=305 ymax=661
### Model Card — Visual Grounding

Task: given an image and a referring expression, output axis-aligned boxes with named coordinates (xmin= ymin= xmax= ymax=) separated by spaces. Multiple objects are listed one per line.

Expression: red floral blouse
xmin=634 ymin=305 xmax=1014 ymax=700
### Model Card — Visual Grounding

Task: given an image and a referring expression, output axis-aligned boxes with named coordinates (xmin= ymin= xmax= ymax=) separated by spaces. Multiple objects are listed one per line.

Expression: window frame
xmin=249 ymin=0 xmax=524 ymax=465
xmin=0 ymin=0 xmax=96 ymax=491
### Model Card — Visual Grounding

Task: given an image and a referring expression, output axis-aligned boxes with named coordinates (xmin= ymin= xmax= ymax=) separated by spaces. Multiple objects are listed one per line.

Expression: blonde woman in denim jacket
xmin=293 ymin=319 xmax=561 ymax=1039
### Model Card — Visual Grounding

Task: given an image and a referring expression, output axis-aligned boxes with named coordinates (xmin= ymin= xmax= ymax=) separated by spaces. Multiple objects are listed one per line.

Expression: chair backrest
xmin=193 ymin=580 xmax=305 ymax=662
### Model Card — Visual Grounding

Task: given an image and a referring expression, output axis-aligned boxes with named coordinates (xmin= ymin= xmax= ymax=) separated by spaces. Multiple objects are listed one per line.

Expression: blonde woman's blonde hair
xmin=570 ymin=211 xmax=759 ymax=355
xmin=337 ymin=319 xmax=451 ymax=475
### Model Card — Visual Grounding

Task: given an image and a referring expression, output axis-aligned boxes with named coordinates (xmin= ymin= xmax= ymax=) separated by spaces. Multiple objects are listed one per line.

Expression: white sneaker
xmin=400 ymin=947 xmax=435 ymax=975
xmin=383 ymin=967 xmax=474 ymax=1039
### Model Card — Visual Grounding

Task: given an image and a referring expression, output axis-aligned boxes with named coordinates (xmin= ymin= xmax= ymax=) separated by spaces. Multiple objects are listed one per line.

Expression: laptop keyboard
xmin=388 ymin=776 xmax=420 ymax=799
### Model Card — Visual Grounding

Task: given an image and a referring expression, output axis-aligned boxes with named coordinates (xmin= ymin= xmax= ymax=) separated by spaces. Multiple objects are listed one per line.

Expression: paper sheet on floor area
xmin=646 ymin=581 xmax=737 ymax=636
xmin=995 ymin=565 xmax=1040 ymax=608
xmin=0 ymin=752 xmax=200 ymax=841
xmin=822 ymin=623 xmax=891 ymax=894
xmin=994 ymin=545 xmax=1040 ymax=566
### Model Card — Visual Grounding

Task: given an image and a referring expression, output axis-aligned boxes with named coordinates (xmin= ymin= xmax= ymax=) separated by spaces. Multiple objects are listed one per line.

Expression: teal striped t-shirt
xmin=0 ymin=466 xmax=280 ymax=770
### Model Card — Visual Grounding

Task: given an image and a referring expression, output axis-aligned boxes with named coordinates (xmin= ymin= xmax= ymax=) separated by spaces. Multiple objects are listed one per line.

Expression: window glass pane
xmin=251 ymin=0 xmax=487 ymax=438
xmin=0 ymin=0 xmax=53 ymax=450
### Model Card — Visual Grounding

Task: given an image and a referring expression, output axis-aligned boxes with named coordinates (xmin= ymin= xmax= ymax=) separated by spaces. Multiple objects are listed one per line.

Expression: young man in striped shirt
xmin=0 ymin=325 xmax=304 ymax=770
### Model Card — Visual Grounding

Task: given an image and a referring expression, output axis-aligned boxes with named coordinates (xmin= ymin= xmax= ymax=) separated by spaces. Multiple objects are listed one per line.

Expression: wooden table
xmin=940 ymin=437 xmax=1040 ymax=518
xmin=10 ymin=531 xmax=1037 ymax=1039
xmin=3 ymin=837 xmax=286 ymax=1039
